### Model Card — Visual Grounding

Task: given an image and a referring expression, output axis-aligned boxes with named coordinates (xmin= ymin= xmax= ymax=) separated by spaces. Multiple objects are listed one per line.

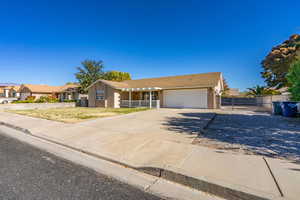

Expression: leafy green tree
xmin=261 ymin=34 xmax=300 ymax=89
xmin=287 ymin=61 xmax=300 ymax=101
xmin=103 ymin=71 xmax=131 ymax=82
xmin=75 ymin=60 xmax=105 ymax=90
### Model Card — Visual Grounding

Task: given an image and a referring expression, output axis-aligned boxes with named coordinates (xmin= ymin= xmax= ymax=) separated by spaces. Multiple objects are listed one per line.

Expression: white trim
xmin=161 ymin=86 xmax=212 ymax=90
xmin=120 ymin=87 xmax=162 ymax=92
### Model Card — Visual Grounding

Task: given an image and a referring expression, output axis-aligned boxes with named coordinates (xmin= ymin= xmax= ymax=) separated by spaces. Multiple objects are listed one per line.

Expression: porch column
xmin=149 ymin=91 xmax=152 ymax=108
xmin=129 ymin=91 xmax=132 ymax=108
xmin=139 ymin=92 xmax=142 ymax=107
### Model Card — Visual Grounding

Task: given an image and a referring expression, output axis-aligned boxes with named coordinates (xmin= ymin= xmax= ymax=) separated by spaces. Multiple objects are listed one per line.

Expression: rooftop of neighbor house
xmin=19 ymin=84 xmax=79 ymax=93
xmin=88 ymin=72 xmax=223 ymax=90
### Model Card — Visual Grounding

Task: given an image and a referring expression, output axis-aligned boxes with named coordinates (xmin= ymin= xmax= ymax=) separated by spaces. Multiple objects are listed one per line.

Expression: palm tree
xmin=247 ymin=85 xmax=267 ymax=96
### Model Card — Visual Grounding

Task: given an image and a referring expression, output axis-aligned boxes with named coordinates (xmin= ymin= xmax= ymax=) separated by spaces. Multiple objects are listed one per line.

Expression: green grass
xmin=6 ymin=107 xmax=149 ymax=123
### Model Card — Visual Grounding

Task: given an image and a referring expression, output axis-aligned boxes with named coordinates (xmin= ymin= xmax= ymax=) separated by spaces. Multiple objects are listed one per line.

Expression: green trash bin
xmin=272 ymin=101 xmax=282 ymax=115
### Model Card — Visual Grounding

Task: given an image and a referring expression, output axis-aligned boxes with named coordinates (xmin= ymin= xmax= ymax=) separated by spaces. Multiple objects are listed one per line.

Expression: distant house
xmin=5 ymin=85 xmax=21 ymax=98
xmin=57 ymin=84 xmax=82 ymax=101
xmin=227 ymin=88 xmax=240 ymax=96
xmin=0 ymin=84 xmax=21 ymax=98
xmin=0 ymin=87 xmax=5 ymax=97
xmin=87 ymin=72 xmax=224 ymax=109
xmin=19 ymin=84 xmax=81 ymax=101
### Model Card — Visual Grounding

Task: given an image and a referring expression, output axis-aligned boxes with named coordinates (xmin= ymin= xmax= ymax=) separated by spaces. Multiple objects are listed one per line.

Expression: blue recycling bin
xmin=272 ymin=102 xmax=282 ymax=115
xmin=281 ymin=102 xmax=298 ymax=117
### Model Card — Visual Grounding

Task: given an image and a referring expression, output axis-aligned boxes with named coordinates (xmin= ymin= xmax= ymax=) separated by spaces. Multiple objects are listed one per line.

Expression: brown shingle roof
xmin=19 ymin=84 xmax=80 ymax=93
xmin=58 ymin=84 xmax=80 ymax=92
xmin=20 ymin=84 xmax=62 ymax=93
xmin=90 ymin=72 xmax=222 ymax=89
xmin=4 ymin=85 xmax=21 ymax=91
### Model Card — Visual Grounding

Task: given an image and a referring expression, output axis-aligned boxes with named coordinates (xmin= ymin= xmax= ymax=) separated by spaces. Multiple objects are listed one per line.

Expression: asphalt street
xmin=0 ymin=130 xmax=163 ymax=200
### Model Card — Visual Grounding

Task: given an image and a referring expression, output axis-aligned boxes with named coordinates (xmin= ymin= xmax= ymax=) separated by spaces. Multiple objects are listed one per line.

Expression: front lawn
xmin=6 ymin=107 xmax=149 ymax=123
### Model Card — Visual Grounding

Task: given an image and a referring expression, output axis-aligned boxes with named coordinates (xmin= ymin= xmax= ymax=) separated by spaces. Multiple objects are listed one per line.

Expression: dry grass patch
xmin=6 ymin=107 xmax=149 ymax=123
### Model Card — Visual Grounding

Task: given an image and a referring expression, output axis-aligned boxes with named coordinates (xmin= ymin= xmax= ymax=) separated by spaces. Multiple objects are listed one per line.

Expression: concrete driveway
xmin=0 ymin=108 xmax=215 ymax=168
xmin=72 ymin=108 xmax=215 ymax=144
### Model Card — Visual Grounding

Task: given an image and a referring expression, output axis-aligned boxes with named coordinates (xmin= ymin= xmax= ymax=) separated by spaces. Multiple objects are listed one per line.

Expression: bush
xmin=26 ymin=96 xmax=36 ymax=101
xmin=63 ymin=99 xmax=76 ymax=102
xmin=287 ymin=60 xmax=300 ymax=101
xmin=35 ymin=96 xmax=59 ymax=103
xmin=12 ymin=100 xmax=35 ymax=103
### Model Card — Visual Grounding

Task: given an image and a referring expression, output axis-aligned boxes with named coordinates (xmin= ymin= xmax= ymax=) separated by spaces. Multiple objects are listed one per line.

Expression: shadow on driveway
xmin=162 ymin=112 xmax=215 ymax=135
xmin=163 ymin=112 xmax=300 ymax=162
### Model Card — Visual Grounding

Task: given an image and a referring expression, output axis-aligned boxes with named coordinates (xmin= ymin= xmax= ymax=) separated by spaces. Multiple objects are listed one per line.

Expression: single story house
xmin=0 ymin=87 xmax=5 ymax=97
xmin=0 ymin=85 xmax=21 ymax=98
xmin=57 ymin=84 xmax=81 ymax=101
xmin=19 ymin=84 xmax=81 ymax=101
xmin=87 ymin=72 xmax=224 ymax=109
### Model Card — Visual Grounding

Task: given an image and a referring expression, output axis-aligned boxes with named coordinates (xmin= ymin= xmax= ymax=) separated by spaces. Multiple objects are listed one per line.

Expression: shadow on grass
xmin=163 ymin=112 xmax=300 ymax=162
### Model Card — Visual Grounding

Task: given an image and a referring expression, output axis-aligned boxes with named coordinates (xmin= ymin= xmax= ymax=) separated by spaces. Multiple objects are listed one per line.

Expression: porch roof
xmin=121 ymin=87 xmax=162 ymax=92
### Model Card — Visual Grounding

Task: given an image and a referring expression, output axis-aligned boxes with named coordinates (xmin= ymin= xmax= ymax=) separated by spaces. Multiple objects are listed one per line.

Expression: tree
xmin=261 ymin=34 xmax=300 ymax=89
xmin=103 ymin=71 xmax=131 ymax=82
xmin=287 ymin=60 xmax=300 ymax=101
xmin=75 ymin=60 xmax=105 ymax=90
xmin=246 ymin=85 xmax=280 ymax=96
xmin=222 ymin=78 xmax=230 ymax=95
xmin=65 ymin=82 xmax=78 ymax=85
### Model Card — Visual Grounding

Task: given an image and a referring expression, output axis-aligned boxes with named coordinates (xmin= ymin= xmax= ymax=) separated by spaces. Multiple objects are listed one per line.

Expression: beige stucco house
xmin=18 ymin=84 xmax=81 ymax=101
xmin=87 ymin=72 xmax=224 ymax=109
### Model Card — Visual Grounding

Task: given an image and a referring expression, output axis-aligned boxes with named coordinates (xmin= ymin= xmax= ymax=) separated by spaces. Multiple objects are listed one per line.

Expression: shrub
xmin=63 ymin=99 xmax=76 ymax=102
xmin=35 ymin=96 xmax=59 ymax=103
xmin=11 ymin=100 xmax=35 ymax=103
xmin=25 ymin=96 xmax=36 ymax=101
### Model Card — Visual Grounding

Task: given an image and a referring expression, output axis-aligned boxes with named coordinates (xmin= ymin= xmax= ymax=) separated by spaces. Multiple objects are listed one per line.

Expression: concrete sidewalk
xmin=0 ymin=110 xmax=299 ymax=200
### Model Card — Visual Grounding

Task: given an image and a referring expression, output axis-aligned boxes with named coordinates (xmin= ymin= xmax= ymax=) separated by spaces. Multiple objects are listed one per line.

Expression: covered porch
xmin=120 ymin=87 xmax=162 ymax=109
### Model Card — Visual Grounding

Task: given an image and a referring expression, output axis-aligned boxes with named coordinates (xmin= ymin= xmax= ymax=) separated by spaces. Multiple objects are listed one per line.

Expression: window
xmin=142 ymin=91 xmax=158 ymax=100
xmin=96 ymin=90 xmax=105 ymax=100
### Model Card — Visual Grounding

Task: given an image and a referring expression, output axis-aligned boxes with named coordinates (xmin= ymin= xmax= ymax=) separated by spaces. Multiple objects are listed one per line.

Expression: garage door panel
xmin=163 ymin=89 xmax=207 ymax=108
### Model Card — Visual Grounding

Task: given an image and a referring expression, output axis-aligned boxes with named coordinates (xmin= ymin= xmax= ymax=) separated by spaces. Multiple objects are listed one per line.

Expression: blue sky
xmin=0 ymin=0 xmax=299 ymax=91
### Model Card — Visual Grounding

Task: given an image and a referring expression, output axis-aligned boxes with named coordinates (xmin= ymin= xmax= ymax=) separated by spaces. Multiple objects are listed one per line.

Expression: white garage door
xmin=163 ymin=89 xmax=208 ymax=108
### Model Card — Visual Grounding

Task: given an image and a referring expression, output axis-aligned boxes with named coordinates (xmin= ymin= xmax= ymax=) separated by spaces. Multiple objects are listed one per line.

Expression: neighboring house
xmin=227 ymin=88 xmax=240 ymax=96
xmin=19 ymin=84 xmax=81 ymax=101
xmin=57 ymin=84 xmax=82 ymax=101
xmin=0 ymin=84 xmax=21 ymax=98
xmin=87 ymin=72 xmax=224 ymax=109
xmin=0 ymin=87 xmax=5 ymax=97
xmin=18 ymin=84 xmax=61 ymax=100
xmin=4 ymin=85 xmax=21 ymax=98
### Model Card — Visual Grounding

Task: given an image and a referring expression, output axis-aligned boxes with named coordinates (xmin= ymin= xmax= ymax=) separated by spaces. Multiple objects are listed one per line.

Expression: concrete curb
xmin=0 ymin=120 xmax=275 ymax=200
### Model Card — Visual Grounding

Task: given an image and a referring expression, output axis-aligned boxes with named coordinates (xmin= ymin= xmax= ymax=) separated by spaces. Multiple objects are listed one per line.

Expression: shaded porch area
xmin=120 ymin=87 xmax=162 ymax=108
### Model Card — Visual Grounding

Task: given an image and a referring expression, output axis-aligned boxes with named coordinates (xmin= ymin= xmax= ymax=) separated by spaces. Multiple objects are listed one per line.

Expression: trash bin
xmin=272 ymin=101 xmax=282 ymax=115
xmin=281 ymin=102 xmax=298 ymax=117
